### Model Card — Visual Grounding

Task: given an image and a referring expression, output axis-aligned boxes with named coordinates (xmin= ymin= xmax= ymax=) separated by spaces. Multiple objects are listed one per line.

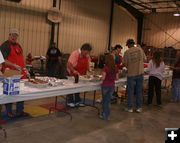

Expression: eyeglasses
xmin=10 ymin=33 xmax=18 ymax=37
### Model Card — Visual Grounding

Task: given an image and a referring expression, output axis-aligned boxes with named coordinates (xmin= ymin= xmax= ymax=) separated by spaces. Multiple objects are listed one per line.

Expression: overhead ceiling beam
xmin=173 ymin=1 xmax=180 ymax=8
xmin=136 ymin=0 xmax=152 ymax=7
xmin=138 ymin=7 xmax=177 ymax=10
xmin=115 ymin=0 xmax=143 ymax=19
xmin=138 ymin=0 xmax=178 ymax=4
xmin=125 ymin=0 xmax=152 ymax=10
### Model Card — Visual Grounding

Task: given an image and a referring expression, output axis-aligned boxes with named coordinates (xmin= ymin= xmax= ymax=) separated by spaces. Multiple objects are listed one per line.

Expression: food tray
xmin=35 ymin=76 xmax=64 ymax=87
xmin=25 ymin=79 xmax=49 ymax=88
xmin=79 ymin=75 xmax=102 ymax=82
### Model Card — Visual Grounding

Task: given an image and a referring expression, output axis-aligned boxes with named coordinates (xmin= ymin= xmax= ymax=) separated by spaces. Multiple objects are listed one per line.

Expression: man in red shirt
xmin=67 ymin=43 xmax=92 ymax=107
xmin=113 ymin=44 xmax=123 ymax=70
xmin=0 ymin=28 xmax=28 ymax=118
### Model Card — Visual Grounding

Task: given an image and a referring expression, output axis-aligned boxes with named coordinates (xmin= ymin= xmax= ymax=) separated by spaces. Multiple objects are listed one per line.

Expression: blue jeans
xmin=5 ymin=102 xmax=24 ymax=114
xmin=101 ymin=86 xmax=114 ymax=120
xmin=127 ymin=75 xmax=143 ymax=109
xmin=172 ymin=79 xmax=180 ymax=101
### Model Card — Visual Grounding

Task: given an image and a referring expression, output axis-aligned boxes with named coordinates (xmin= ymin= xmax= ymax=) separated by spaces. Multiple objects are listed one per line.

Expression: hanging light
xmin=173 ymin=5 xmax=180 ymax=16
xmin=173 ymin=12 xmax=180 ymax=16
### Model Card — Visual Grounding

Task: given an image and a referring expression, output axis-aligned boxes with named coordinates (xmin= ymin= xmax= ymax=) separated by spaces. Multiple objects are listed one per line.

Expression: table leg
xmin=82 ymin=91 xmax=100 ymax=115
xmin=49 ymin=96 xmax=72 ymax=120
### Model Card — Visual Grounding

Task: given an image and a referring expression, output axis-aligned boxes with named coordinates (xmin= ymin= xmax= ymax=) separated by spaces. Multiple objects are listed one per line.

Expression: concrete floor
xmin=0 ymin=92 xmax=180 ymax=143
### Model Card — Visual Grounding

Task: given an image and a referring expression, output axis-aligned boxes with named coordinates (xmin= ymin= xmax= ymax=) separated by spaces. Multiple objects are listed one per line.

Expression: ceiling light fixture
xmin=173 ymin=3 xmax=180 ymax=17
xmin=173 ymin=12 xmax=180 ymax=16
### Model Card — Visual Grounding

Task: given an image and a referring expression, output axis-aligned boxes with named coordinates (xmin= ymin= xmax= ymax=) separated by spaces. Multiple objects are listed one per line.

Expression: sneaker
xmin=79 ymin=103 xmax=85 ymax=107
xmin=96 ymin=99 xmax=102 ymax=103
xmin=99 ymin=113 xmax=109 ymax=121
xmin=75 ymin=103 xmax=85 ymax=107
xmin=67 ymin=103 xmax=75 ymax=108
xmin=125 ymin=108 xmax=133 ymax=113
xmin=157 ymin=104 xmax=162 ymax=108
xmin=99 ymin=114 xmax=104 ymax=119
xmin=136 ymin=108 xmax=142 ymax=113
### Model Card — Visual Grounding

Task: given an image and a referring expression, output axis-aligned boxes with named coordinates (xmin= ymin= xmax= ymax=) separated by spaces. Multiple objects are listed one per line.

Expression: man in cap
xmin=123 ymin=39 xmax=146 ymax=113
xmin=0 ymin=28 xmax=28 ymax=118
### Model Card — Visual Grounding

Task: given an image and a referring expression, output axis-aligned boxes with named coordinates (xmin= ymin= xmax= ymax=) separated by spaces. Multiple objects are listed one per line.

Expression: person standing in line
xmin=110 ymin=45 xmax=123 ymax=103
xmin=113 ymin=44 xmax=123 ymax=70
xmin=67 ymin=43 xmax=92 ymax=107
xmin=0 ymin=28 xmax=29 ymax=118
xmin=171 ymin=50 xmax=180 ymax=102
xmin=46 ymin=42 xmax=62 ymax=77
xmin=100 ymin=54 xmax=119 ymax=121
xmin=123 ymin=39 xmax=146 ymax=113
xmin=147 ymin=51 xmax=165 ymax=107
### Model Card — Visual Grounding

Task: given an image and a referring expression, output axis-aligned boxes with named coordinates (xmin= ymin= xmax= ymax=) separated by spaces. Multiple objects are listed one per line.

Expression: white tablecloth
xmin=0 ymin=74 xmax=172 ymax=105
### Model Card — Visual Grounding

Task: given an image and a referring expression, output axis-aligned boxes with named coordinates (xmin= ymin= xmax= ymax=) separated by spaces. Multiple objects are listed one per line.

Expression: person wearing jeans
xmin=127 ymin=75 xmax=143 ymax=110
xmin=101 ymin=86 xmax=114 ymax=120
xmin=172 ymin=79 xmax=180 ymax=102
xmin=123 ymin=39 xmax=146 ymax=113
xmin=5 ymin=102 xmax=24 ymax=116
xmin=111 ymin=44 xmax=123 ymax=103
xmin=171 ymin=50 xmax=180 ymax=102
xmin=101 ymin=54 xmax=118 ymax=120
xmin=0 ymin=28 xmax=29 ymax=118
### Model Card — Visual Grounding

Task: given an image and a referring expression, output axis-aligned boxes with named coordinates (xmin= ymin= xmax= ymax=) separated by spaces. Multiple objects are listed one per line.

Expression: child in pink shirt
xmin=100 ymin=54 xmax=118 ymax=120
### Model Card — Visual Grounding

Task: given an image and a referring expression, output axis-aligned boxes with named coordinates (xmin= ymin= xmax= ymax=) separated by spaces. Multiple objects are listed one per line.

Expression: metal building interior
xmin=0 ymin=0 xmax=180 ymax=143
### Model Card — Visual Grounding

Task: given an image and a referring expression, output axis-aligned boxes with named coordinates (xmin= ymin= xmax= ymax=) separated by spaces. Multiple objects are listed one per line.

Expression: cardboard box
xmin=3 ymin=70 xmax=22 ymax=95
xmin=0 ymin=75 xmax=4 ymax=95
xmin=0 ymin=82 xmax=3 ymax=95
xmin=0 ymin=76 xmax=3 ymax=82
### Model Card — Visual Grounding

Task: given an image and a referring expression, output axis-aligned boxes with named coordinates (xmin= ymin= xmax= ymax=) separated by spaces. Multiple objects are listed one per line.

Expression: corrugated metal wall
xmin=142 ymin=13 xmax=180 ymax=49
xmin=111 ymin=4 xmax=138 ymax=53
xmin=59 ymin=0 xmax=111 ymax=55
xmin=0 ymin=0 xmax=52 ymax=57
xmin=0 ymin=0 xmax=139 ymax=57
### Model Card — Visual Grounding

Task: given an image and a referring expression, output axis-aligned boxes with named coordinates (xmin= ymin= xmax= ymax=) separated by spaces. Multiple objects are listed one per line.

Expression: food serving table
xmin=0 ymin=74 xmax=172 ymax=138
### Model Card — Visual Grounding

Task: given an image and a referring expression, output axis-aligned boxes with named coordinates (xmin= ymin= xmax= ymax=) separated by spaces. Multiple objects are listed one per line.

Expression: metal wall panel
xmin=0 ymin=0 xmax=52 ymax=57
xmin=142 ymin=13 xmax=180 ymax=49
xmin=0 ymin=0 xmax=140 ymax=57
xmin=111 ymin=4 xmax=138 ymax=53
xmin=59 ymin=0 xmax=111 ymax=55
